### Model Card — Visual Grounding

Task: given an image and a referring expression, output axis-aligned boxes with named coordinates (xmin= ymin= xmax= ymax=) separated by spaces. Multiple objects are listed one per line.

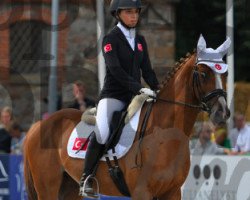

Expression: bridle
xmin=155 ymin=62 xmax=227 ymax=113
xmin=192 ymin=63 xmax=227 ymax=112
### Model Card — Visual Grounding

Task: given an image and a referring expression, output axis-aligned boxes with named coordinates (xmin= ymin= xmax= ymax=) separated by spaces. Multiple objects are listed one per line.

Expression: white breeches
xmin=94 ymin=98 xmax=126 ymax=144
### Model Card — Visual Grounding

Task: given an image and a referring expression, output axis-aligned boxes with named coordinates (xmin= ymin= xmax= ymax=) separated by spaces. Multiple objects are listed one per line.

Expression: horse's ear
xmin=197 ymin=34 xmax=207 ymax=55
xmin=216 ymin=37 xmax=231 ymax=57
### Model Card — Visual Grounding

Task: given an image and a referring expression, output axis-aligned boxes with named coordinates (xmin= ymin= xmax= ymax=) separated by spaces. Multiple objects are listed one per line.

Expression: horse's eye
xmin=201 ymin=72 xmax=206 ymax=80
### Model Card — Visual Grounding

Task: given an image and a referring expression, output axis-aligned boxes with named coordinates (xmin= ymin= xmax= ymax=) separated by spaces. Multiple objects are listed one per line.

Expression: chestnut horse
xmin=24 ymin=49 xmax=230 ymax=199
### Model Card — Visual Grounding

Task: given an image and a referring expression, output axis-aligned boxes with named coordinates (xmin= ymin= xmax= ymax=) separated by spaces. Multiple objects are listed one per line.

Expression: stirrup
xmin=79 ymin=175 xmax=100 ymax=199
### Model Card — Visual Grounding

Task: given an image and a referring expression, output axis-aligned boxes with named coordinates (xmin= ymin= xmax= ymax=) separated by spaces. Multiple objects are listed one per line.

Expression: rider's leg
xmin=79 ymin=98 xmax=126 ymax=198
xmin=95 ymin=98 xmax=126 ymax=144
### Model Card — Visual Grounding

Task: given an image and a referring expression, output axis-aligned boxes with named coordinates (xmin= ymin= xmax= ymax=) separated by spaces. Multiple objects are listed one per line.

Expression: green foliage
xmin=176 ymin=0 xmax=250 ymax=81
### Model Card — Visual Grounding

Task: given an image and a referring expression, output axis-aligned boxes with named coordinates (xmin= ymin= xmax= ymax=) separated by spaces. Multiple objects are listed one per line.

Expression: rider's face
xmin=118 ymin=8 xmax=140 ymax=28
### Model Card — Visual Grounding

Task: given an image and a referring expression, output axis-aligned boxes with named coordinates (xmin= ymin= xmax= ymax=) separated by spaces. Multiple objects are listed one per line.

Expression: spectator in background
xmin=228 ymin=113 xmax=249 ymax=148
xmin=42 ymin=93 xmax=62 ymax=120
xmin=68 ymin=80 xmax=96 ymax=112
xmin=190 ymin=121 xmax=230 ymax=155
xmin=228 ymin=113 xmax=250 ymax=155
xmin=214 ymin=123 xmax=231 ymax=149
xmin=8 ymin=121 xmax=25 ymax=154
xmin=0 ymin=128 xmax=11 ymax=153
xmin=0 ymin=106 xmax=13 ymax=153
xmin=189 ymin=123 xmax=200 ymax=150
xmin=0 ymin=106 xmax=13 ymax=130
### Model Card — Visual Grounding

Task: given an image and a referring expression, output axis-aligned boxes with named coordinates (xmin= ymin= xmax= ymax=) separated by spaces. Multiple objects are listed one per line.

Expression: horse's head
xmin=194 ymin=35 xmax=231 ymax=125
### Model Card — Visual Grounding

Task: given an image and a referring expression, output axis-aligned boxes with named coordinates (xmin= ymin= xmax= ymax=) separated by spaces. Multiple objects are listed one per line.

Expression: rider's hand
xmin=139 ymin=88 xmax=156 ymax=97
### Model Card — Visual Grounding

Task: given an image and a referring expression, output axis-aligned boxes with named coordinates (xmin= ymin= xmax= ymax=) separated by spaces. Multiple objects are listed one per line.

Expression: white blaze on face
xmin=215 ymin=73 xmax=227 ymax=114
xmin=215 ymin=73 xmax=223 ymax=89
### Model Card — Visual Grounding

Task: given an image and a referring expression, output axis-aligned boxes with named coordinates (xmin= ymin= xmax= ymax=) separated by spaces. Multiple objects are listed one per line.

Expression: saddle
xmin=81 ymin=94 xmax=150 ymax=151
xmin=80 ymin=108 xmax=128 ymax=150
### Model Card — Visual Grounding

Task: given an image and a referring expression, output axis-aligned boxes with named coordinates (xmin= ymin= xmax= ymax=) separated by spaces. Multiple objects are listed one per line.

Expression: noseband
xmin=155 ymin=64 xmax=227 ymax=113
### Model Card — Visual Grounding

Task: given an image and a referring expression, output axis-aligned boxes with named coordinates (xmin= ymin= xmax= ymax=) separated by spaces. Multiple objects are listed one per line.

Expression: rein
xmin=155 ymin=64 xmax=227 ymax=113
xmin=156 ymin=97 xmax=205 ymax=110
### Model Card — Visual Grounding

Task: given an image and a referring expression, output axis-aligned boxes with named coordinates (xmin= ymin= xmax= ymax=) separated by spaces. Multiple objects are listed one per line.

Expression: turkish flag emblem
xmin=104 ymin=44 xmax=112 ymax=53
xmin=215 ymin=64 xmax=222 ymax=70
xmin=72 ymin=138 xmax=89 ymax=151
xmin=138 ymin=43 xmax=143 ymax=51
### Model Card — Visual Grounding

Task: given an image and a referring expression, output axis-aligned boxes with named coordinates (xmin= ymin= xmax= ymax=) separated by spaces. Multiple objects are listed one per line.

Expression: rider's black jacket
xmin=100 ymin=26 xmax=159 ymax=104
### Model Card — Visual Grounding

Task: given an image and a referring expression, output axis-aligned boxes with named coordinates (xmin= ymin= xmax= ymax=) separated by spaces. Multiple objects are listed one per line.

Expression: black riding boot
xmin=79 ymin=133 xmax=105 ymax=198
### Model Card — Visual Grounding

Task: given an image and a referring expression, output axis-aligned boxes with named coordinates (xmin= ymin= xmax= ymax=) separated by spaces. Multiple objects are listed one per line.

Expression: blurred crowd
xmin=0 ymin=106 xmax=25 ymax=154
xmin=190 ymin=112 xmax=250 ymax=156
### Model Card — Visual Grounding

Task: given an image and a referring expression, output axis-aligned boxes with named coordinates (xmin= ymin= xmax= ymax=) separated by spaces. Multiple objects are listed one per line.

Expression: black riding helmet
xmin=110 ymin=0 xmax=142 ymax=17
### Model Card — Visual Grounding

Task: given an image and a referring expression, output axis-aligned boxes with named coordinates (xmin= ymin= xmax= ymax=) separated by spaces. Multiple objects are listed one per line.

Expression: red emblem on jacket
xmin=72 ymin=138 xmax=89 ymax=151
xmin=138 ymin=43 xmax=143 ymax=51
xmin=215 ymin=64 xmax=222 ymax=70
xmin=104 ymin=44 xmax=112 ymax=53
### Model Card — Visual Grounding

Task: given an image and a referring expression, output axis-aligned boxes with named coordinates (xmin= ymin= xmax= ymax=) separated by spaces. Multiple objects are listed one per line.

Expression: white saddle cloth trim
xmin=67 ymin=106 xmax=142 ymax=161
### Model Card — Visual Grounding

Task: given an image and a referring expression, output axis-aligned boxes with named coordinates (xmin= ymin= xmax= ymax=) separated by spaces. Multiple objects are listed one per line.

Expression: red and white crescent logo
xmin=215 ymin=64 xmax=222 ymax=70
xmin=138 ymin=43 xmax=143 ymax=51
xmin=104 ymin=44 xmax=112 ymax=53
xmin=72 ymin=138 xmax=89 ymax=151
xmin=75 ymin=141 xmax=81 ymax=148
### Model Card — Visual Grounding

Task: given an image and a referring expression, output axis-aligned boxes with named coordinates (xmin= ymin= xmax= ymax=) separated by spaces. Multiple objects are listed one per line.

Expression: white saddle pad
xmin=67 ymin=107 xmax=142 ymax=161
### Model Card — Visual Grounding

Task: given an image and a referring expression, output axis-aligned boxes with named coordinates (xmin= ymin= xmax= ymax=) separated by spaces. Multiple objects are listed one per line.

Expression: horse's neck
xmin=152 ymin=55 xmax=199 ymax=137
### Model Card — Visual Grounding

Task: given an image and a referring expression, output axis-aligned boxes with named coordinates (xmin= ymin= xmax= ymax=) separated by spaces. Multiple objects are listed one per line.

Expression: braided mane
xmin=159 ymin=50 xmax=196 ymax=89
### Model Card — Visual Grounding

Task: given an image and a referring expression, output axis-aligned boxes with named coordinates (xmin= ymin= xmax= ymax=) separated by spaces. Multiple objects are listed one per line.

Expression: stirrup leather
xmin=79 ymin=175 xmax=100 ymax=199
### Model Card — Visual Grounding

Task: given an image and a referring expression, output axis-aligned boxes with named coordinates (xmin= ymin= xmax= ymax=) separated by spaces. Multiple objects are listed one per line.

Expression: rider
xmin=79 ymin=0 xmax=159 ymax=197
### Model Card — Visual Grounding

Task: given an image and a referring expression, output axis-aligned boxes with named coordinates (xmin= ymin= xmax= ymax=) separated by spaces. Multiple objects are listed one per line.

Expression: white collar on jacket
xmin=117 ymin=22 xmax=136 ymax=50
xmin=117 ymin=22 xmax=136 ymax=39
